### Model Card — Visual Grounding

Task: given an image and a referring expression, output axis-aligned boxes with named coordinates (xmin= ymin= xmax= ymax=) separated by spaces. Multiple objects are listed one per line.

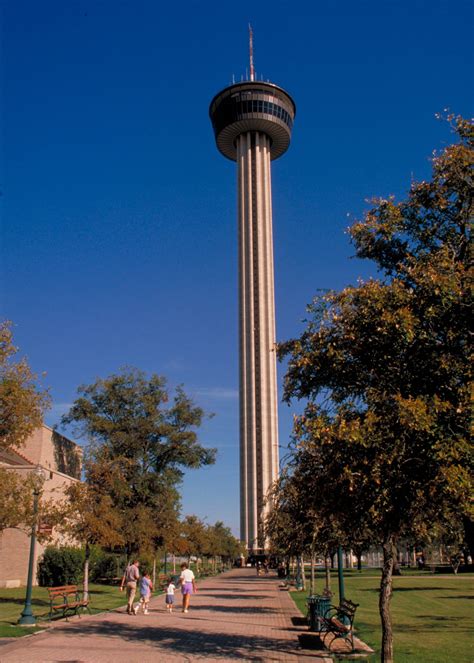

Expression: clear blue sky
xmin=1 ymin=0 xmax=472 ymax=535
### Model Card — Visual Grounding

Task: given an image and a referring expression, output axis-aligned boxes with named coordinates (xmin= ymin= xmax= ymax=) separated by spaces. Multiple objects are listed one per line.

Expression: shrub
xmin=89 ymin=551 xmax=123 ymax=583
xmin=37 ymin=546 xmax=84 ymax=586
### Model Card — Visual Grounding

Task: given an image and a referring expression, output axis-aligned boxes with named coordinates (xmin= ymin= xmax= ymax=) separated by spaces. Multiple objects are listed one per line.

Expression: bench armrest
xmin=322 ymin=605 xmax=339 ymax=620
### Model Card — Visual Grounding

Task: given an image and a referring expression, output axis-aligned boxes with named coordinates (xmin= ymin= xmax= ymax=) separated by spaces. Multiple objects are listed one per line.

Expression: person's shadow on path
xmin=51 ymin=620 xmax=299 ymax=659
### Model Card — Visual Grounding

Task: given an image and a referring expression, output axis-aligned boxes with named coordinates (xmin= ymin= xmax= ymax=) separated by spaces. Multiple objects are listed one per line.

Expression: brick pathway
xmin=0 ymin=568 xmax=332 ymax=662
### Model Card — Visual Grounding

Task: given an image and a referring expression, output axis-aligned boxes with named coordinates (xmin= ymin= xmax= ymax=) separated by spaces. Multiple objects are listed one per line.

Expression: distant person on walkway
xmin=165 ymin=577 xmax=176 ymax=613
xmin=179 ymin=562 xmax=196 ymax=613
xmin=135 ymin=570 xmax=153 ymax=614
xmin=120 ymin=559 xmax=140 ymax=615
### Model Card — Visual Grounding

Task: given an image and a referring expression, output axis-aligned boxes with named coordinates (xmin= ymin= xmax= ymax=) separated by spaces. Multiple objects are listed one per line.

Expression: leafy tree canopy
xmin=279 ymin=116 xmax=472 ymax=544
xmin=0 ymin=321 xmax=50 ymax=451
xmin=61 ymin=368 xmax=216 ymax=554
xmin=0 ymin=468 xmax=35 ymax=532
xmin=277 ymin=116 xmax=473 ymax=662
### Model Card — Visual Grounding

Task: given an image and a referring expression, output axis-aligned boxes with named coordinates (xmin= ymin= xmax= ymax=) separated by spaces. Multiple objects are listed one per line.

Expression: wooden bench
xmin=47 ymin=585 xmax=90 ymax=621
xmin=157 ymin=573 xmax=169 ymax=587
xmin=320 ymin=598 xmax=359 ymax=651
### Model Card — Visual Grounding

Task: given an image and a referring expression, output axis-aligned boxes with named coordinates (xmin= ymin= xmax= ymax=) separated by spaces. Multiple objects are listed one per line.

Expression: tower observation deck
xmin=210 ymin=56 xmax=296 ymax=551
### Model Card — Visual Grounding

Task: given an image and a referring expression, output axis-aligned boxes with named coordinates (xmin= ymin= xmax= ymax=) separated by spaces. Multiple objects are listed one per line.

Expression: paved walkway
xmin=0 ymin=568 xmax=332 ymax=662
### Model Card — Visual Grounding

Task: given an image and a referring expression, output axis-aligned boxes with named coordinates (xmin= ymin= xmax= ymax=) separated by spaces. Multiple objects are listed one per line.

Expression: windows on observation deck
xmin=211 ymin=94 xmax=294 ymax=134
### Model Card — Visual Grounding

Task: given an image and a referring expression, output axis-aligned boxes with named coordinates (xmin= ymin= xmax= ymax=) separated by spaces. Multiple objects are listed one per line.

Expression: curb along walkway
xmin=0 ymin=568 xmax=331 ymax=662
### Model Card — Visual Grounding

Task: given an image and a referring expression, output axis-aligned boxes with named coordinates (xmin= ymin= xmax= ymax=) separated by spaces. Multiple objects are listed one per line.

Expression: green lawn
xmin=0 ymin=565 xmax=222 ymax=639
xmin=291 ymin=573 xmax=474 ymax=662
xmin=0 ymin=583 xmax=127 ymax=638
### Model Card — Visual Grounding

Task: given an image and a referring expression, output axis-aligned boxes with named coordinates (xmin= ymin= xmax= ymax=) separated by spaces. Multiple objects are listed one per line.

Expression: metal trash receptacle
xmin=307 ymin=595 xmax=331 ymax=631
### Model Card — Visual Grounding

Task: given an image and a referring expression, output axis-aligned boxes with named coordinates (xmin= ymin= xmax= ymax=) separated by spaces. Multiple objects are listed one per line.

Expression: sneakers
xmin=144 ymin=609 xmax=149 ymax=615
xmin=133 ymin=604 xmax=139 ymax=614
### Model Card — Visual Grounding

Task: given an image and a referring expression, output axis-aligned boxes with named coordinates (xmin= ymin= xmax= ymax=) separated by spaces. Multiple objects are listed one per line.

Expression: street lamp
xmin=18 ymin=465 xmax=46 ymax=626
xmin=337 ymin=544 xmax=351 ymax=626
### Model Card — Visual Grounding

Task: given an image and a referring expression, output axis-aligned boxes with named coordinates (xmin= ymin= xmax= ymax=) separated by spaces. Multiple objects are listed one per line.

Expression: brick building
xmin=0 ymin=425 xmax=82 ymax=587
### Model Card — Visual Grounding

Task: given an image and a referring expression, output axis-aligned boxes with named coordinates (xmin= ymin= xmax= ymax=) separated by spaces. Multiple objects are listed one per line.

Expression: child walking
xmin=165 ymin=577 xmax=176 ymax=613
xmin=134 ymin=571 xmax=153 ymax=614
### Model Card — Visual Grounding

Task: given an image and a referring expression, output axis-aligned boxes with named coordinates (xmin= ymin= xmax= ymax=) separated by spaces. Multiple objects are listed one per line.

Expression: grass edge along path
xmin=0 ymin=566 xmax=220 ymax=639
xmin=0 ymin=583 xmax=128 ymax=638
xmin=290 ymin=573 xmax=473 ymax=663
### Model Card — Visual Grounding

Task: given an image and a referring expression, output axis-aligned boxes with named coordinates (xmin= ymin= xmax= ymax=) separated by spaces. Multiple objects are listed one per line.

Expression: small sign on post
xmin=37 ymin=520 xmax=53 ymax=536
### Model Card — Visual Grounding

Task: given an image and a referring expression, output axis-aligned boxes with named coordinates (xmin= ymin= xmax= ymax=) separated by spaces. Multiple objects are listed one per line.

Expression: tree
xmin=0 ymin=321 xmax=50 ymax=451
xmin=180 ymin=515 xmax=210 ymax=566
xmin=265 ymin=471 xmax=317 ymax=559
xmin=178 ymin=517 xmax=242 ymax=571
xmin=61 ymin=368 xmax=216 ymax=554
xmin=0 ymin=468 xmax=35 ymax=533
xmin=52 ymin=482 xmax=124 ymax=599
xmin=206 ymin=521 xmax=243 ymax=566
xmin=0 ymin=322 xmax=51 ymax=535
xmin=278 ymin=116 xmax=473 ymax=662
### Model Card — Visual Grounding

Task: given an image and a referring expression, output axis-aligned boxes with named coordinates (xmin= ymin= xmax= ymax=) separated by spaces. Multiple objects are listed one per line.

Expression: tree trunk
xmin=392 ymin=549 xmax=402 ymax=576
xmin=83 ymin=542 xmax=90 ymax=602
xmin=300 ymin=554 xmax=306 ymax=590
xmin=349 ymin=549 xmax=354 ymax=569
xmin=310 ymin=551 xmax=316 ymax=595
xmin=462 ymin=516 xmax=474 ymax=560
xmin=324 ymin=556 xmax=331 ymax=595
xmin=357 ymin=552 xmax=362 ymax=571
xmin=380 ymin=535 xmax=396 ymax=663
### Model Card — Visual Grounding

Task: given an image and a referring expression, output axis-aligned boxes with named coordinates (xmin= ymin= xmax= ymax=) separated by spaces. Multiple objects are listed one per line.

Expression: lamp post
xmin=337 ymin=544 xmax=351 ymax=626
xmin=18 ymin=465 xmax=45 ymax=626
xmin=337 ymin=545 xmax=345 ymax=603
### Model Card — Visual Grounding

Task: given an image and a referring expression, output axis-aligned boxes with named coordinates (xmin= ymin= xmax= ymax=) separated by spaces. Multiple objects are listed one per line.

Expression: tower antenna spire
xmin=249 ymin=23 xmax=255 ymax=81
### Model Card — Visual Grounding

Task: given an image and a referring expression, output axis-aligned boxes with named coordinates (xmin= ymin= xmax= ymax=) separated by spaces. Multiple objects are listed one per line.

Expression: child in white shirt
xmin=165 ymin=578 xmax=176 ymax=613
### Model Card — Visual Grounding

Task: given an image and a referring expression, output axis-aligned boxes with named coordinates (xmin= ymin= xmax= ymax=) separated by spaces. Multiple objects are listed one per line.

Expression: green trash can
xmin=307 ymin=595 xmax=331 ymax=631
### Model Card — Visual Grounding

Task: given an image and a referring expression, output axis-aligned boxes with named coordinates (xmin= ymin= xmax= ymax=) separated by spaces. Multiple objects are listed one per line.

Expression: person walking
xmin=120 ymin=559 xmax=140 ymax=615
xmin=135 ymin=570 xmax=153 ymax=614
xmin=179 ymin=562 xmax=196 ymax=613
xmin=165 ymin=577 xmax=176 ymax=613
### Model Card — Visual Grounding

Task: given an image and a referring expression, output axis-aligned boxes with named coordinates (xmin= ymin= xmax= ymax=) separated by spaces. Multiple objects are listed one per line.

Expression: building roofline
xmin=0 ymin=463 xmax=82 ymax=483
xmin=3 ymin=446 xmax=33 ymax=466
xmin=43 ymin=423 xmax=83 ymax=452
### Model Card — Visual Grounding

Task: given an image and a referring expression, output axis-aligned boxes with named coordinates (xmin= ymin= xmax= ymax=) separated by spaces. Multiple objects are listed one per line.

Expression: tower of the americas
xmin=209 ymin=27 xmax=296 ymax=551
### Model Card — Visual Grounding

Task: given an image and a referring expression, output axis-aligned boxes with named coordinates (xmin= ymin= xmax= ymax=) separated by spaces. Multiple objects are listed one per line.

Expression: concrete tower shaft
xmin=210 ymin=79 xmax=295 ymax=551
xmin=237 ymin=131 xmax=280 ymax=548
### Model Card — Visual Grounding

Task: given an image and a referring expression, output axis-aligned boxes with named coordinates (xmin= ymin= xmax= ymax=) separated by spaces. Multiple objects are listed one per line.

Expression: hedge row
xmin=37 ymin=546 xmax=125 ymax=586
